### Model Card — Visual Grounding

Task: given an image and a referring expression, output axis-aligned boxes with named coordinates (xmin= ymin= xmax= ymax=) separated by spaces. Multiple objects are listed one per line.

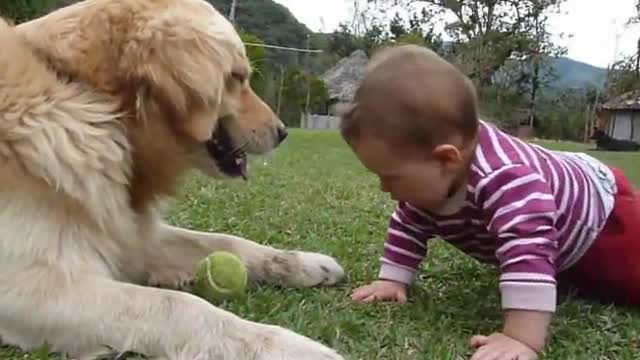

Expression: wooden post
xmin=276 ymin=65 xmax=285 ymax=117
xmin=304 ymin=34 xmax=312 ymax=116
xmin=229 ymin=0 xmax=237 ymax=24
xmin=584 ymin=104 xmax=591 ymax=143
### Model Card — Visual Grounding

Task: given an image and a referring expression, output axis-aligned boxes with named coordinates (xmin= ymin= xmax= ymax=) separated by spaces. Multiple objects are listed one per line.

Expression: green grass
xmin=3 ymin=130 xmax=640 ymax=359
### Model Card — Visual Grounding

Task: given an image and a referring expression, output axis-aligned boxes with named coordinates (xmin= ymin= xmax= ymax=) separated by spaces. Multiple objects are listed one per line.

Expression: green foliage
xmin=370 ymin=0 xmax=603 ymax=141
xmin=207 ymin=0 xmax=311 ymax=66
xmin=327 ymin=24 xmax=363 ymax=59
xmin=205 ymin=0 xmax=330 ymax=127
xmin=606 ymin=56 xmax=640 ymax=97
xmin=330 ymin=6 xmax=444 ymax=58
xmin=377 ymin=0 xmax=567 ymax=87
xmin=388 ymin=12 xmax=407 ymax=40
xmin=239 ymin=32 xmax=269 ymax=98
xmin=1 ymin=0 xmax=607 ymax=140
xmin=328 ymin=23 xmax=388 ymax=58
xmin=280 ymin=68 xmax=329 ymax=127
xmin=307 ymin=77 xmax=330 ymax=111
xmin=0 ymin=0 xmax=56 ymax=23
xmin=535 ymin=89 xmax=594 ymax=140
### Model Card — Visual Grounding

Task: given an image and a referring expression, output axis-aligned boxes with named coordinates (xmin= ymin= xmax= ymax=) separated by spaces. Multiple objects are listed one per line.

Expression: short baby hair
xmin=340 ymin=44 xmax=479 ymax=150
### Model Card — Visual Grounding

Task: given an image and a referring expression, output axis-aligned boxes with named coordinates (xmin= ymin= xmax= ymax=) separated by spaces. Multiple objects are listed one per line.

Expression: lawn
xmin=3 ymin=130 xmax=640 ymax=359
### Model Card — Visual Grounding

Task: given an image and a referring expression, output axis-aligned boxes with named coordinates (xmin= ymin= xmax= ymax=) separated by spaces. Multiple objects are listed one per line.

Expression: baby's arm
xmin=378 ymin=201 xmax=431 ymax=284
xmin=502 ymin=309 xmax=552 ymax=352
xmin=469 ymin=310 xmax=550 ymax=360
xmin=352 ymin=201 xmax=432 ymax=303
xmin=476 ymin=165 xmax=561 ymax=355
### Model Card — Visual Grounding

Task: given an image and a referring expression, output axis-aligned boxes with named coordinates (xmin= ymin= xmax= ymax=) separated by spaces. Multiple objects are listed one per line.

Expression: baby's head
xmin=340 ymin=44 xmax=479 ymax=211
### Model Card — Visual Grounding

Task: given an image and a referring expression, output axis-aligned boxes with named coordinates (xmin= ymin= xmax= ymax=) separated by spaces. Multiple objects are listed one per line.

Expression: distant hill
xmin=207 ymin=0 xmax=311 ymax=49
xmin=550 ymin=57 xmax=607 ymax=89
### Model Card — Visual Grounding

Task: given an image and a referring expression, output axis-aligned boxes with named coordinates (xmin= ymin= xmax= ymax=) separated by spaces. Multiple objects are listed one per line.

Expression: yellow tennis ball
xmin=193 ymin=251 xmax=248 ymax=304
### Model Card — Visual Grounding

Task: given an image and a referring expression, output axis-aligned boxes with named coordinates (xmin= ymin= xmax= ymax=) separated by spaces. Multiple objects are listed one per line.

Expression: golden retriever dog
xmin=0 ymin=0 xmax=345 ymax=358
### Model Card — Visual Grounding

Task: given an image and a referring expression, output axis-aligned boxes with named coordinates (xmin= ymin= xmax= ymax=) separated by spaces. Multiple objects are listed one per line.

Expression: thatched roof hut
xmin=600 ymin=89 xmax=640 ymax=111
xmin=596 ymin=89 xmax=640 ymax=142
xmin=302 ymin=50 xmax=368 ymax=128
xmin=321 ymin=50 xmax=368 ymax=105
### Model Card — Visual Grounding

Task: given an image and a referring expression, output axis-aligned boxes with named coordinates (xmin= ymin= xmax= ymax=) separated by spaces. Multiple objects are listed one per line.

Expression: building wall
xmin=301 ymin=114 xmax=341 ymax=130
xmin=608 ymin=111 xmax=640 ymax=141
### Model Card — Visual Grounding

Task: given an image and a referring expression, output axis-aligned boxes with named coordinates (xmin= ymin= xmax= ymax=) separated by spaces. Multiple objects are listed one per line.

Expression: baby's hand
xmin=470 ymin=332 xmax=538 ymax=360
xmin=351 ymin=280 xmax=408 ymax=304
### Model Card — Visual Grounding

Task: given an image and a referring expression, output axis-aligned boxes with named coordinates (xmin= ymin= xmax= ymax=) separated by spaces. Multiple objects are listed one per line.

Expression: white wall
xmin=608 ymin=111 xmax=640 ymax=141
xmin=301 ymin=114 xmax=341 ymax=130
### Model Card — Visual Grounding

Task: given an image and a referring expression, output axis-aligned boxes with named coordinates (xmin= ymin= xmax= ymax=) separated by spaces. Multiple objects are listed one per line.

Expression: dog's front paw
xmin=292 ymin=251 xmax=345 ymax=287
xmin=260 ymin=251 xmax=345 ymax=288
xmin=146 ymin=266 xmax=193 ymax=290
xmin=253 ymin=325 xmax=344 ymax=360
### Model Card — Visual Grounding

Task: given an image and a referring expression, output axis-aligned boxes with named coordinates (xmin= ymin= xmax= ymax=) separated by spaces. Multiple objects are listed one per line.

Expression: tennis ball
xmin=192 ymin=251 xmax=248 ymax=304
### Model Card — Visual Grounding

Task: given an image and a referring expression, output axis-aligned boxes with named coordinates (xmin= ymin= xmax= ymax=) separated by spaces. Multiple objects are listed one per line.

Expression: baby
xmin=340 ymin=44 xmax=640 ymax=359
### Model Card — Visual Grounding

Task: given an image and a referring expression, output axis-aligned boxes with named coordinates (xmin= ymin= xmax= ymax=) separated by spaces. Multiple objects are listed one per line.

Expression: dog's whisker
xmin=231 ymin=142 xmax=250 ymax=156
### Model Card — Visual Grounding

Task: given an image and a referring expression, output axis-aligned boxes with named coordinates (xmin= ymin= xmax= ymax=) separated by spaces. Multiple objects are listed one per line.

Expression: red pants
xmin=559 ymin=167 xmax=640 ymax=306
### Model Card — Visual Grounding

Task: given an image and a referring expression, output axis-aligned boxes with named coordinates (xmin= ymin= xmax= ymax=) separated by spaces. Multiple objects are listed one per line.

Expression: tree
xmin=330 ymin=2 xmax=443 ymax=57
xmin=328 ymin=24 xmax=364 ymax=58
xmin=389 ymin=12 xmax=407 ymax=39
xmin=328 ymin=6 xmax=387 ymax=58
xmin=371 ymin=0 xmax=566 ymax=87
xmin=511 ymin=0 xmax=567 ymax=127
xmin=609 ymin=0 xmax=640 ymax=97
xmin=279 ymin=68 xmax=328 ymax=126
xmin=606 ymin=57 xmax=640 ymax=97
xmin=239 ymin=32 xmax=269 ymax=98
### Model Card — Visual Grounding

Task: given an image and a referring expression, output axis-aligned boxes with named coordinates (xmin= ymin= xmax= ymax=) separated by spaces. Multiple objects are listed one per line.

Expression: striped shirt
xmin=380 ymin=120 xmax=617 ymax=312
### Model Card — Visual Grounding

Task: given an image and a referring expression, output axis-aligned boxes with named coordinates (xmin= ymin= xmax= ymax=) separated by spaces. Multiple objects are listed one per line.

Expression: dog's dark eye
xmin=231 ymin=72 xmax=246 ymax=83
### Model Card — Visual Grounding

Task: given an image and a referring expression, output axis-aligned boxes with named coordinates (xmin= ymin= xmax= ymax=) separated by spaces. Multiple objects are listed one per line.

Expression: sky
xmin=273 ymin=0 xmax=640 ymax=69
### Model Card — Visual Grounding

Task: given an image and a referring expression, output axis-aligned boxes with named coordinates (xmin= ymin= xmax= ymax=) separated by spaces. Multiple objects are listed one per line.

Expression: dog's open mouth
xmin=205 ymin=125 xmax=248 ymax=180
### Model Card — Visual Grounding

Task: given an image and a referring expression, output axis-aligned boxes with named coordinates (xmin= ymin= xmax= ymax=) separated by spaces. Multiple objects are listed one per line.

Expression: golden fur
xmin=0 ymin=0 xmax=345 ymax=358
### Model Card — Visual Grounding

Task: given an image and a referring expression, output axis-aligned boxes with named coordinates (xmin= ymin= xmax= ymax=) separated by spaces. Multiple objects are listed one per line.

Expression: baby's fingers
xmin=365 ymin=290 xmax=406 ymax=304
xmin=470 ymin=335 xmax=489 ymax=348
xmin=395 ymin=290 xmax=408 ymax=304
xmin=351 ymin=285 xmax=375 ymax=302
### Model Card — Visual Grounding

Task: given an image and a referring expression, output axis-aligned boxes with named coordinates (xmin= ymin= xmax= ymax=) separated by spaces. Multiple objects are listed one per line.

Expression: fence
xmin=300 ymin=114 xmax=341 ymax=130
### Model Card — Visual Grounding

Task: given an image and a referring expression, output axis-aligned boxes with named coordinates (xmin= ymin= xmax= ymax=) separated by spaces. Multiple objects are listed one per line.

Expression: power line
xmin=243 ymin=42 xmax=323 ymax=53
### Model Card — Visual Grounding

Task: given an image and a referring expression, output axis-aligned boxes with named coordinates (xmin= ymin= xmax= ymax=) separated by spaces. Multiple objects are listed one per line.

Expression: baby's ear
xmin=432 ymin=144 xmax=463 ymax=165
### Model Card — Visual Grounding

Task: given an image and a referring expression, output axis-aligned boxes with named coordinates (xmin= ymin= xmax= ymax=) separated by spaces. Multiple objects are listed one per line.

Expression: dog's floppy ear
xmin=122 ymin=11 xmax=238 ymax=141
xmin=132 ymin=50 xmax=225 ymax=141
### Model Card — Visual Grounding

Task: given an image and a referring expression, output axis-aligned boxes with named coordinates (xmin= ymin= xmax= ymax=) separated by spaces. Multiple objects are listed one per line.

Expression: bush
xmin=0 ymin=0 xmax=56 ymax=23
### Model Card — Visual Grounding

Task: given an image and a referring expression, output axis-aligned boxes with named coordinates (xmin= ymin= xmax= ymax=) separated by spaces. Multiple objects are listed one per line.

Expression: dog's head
xmin=17 ymin=0 xmax=286 ymax=182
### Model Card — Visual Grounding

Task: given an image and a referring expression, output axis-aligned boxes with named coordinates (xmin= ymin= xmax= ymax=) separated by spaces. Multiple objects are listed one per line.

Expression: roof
xmin=321 ymin=50 xmax=368 ymax=102
xmin=601 ymin=89 xmax=640 ymax=111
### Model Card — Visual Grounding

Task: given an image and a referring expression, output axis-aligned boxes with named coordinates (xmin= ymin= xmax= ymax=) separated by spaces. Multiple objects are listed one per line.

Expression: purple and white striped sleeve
xmin=476 ymin=165 xmax=559 ymax=313
xmin=378 ymin=201 xmax=432 ymax=285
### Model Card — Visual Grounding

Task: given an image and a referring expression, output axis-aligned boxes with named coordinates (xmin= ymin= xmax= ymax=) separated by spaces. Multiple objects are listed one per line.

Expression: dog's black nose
xmin=277 ymin=127 xmax=288 ymax=143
